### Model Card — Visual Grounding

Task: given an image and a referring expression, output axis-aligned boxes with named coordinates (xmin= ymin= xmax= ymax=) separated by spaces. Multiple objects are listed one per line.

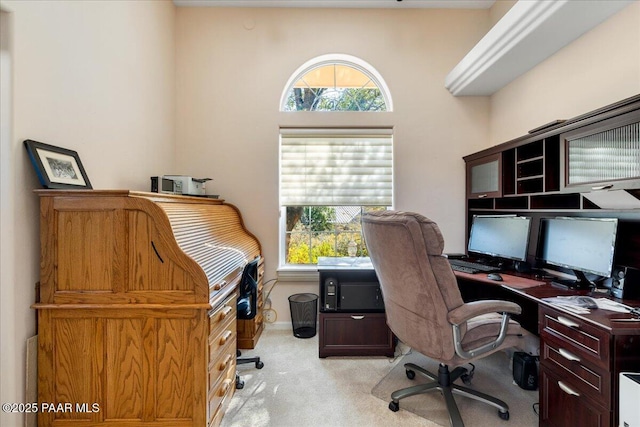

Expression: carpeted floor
xmin=222 ymin=325 xmax=538 ymax=427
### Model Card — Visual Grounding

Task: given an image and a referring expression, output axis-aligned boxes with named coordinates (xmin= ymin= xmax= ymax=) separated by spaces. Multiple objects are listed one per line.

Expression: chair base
xmin=235 ymin=350 xmax=264 ymax=390
xmin=236 ymin=349 xmax=264 ymax=369
xmin=389 ymin=362 xmax=509 ymax=427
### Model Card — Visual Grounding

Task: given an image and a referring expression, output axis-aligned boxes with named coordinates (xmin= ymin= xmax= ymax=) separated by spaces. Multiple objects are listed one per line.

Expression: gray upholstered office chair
xmin=362 ymin=211 xmax=524 ymax=427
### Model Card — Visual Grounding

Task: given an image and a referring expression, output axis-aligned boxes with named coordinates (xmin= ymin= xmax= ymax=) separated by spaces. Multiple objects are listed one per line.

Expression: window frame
xmin=277 ymin=55 xmax=394 ymax=278
xmin=279 ymin=53 xmax=393 ymax=112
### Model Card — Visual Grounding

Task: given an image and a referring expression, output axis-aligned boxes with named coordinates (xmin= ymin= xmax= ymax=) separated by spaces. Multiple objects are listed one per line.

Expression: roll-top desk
xmin=33 ymin=190 xmax=262 ymax=427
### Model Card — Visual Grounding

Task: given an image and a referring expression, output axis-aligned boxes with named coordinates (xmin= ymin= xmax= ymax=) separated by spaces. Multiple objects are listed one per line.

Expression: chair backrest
xmin=362 ymin=211 xmax=465 ymax=361
xmin=237 ymin=256 xmax=260 ymax=320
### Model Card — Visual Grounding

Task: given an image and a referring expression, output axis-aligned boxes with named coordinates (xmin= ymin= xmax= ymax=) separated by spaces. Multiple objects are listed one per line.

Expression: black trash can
xmin=288 ymin=293 xmax=318 ymax=338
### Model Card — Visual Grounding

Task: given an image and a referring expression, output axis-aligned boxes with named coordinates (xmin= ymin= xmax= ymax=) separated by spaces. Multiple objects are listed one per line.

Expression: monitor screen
xmin=467 ymin=215 xmax=532 ymax=262
xmin=539 ymin=217 xmax=618 ymax=278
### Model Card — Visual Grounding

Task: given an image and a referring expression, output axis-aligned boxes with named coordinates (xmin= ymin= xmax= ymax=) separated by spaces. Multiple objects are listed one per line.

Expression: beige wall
xmin=489 ymin=0 xmax=516 ymax=27
xmin=175 ymin=7 xmax=491 ymax=323
xmin=0 ymin=1 xmax=175 ymax=424
xmin=490 ymin=1 xmax=640 ymax=144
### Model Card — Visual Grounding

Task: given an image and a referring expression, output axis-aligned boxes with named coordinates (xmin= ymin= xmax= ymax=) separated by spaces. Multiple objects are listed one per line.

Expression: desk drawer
xmin=540 ymin=366 xmax=611 ymax=427
xmin=319 ymin=312 xmax=395 ymax=358
xmin=540 ymin=306 xmax=610 ymax=371
xmin=541 ymin=338 xmax=610 ymax=407
xmin=209 ymin=293 xmax=237 ymax=335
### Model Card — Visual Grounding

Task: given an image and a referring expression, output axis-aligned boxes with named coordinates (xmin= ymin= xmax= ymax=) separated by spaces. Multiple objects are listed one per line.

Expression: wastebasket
xmin=288 ymin=293 xmax=318 ymax=338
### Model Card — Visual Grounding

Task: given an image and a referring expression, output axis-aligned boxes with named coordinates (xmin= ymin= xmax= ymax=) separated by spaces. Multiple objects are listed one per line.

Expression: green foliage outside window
xmin=285 ymin=206 xmax=384 ymax=264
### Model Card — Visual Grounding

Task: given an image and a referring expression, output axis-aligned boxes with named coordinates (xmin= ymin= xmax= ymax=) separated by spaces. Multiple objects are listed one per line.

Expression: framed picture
xmin=24 ymin=139 xmax=92 ymax=189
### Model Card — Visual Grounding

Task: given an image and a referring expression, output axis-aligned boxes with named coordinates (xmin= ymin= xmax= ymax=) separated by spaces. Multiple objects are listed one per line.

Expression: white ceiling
xmin=173 ymin=0 xmax=496 ymax=9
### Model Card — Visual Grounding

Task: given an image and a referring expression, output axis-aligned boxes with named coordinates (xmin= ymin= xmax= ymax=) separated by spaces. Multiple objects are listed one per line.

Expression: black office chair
xmin=235 ymin=256 xmax=264 ymax=389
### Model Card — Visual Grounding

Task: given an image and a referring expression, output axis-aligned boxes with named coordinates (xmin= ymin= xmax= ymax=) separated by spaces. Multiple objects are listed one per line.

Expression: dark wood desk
xmin=455 ymin=270 xmax=640 ymax=427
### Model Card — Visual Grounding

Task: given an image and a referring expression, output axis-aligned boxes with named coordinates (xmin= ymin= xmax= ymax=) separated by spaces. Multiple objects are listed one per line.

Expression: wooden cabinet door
xmin=37 ymin=308 xmax=208 ymax=426
xmin=540 ymin=366 xmax=610 ymax=427
xmin=319 ymin=312 xmax=395 ymax=358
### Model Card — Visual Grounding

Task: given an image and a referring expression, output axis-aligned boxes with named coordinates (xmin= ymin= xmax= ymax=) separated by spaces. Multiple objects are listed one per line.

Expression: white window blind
xmin=280 ymin=129 xmax=393 ymax=206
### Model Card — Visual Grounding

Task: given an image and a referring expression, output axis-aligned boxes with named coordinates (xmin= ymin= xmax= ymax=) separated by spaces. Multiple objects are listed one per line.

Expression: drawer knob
xmin=557 ymin=316 xmax=580 ymax=329
xmin=219 ymin=330 xmax=233 ymax=345
xmin=220 ymin=306 xmax=233 ymax=320
xmin=218 ymin=378 xmax=232 ymax=397
xmin=218 ymin=354 xmax=232 ymax=371
xmin=558 ymin=381 xmax=580 ymax=397
xmin=558 ymin=348 xmax=581 ymax=363
xmin=351 ymin=315 xmax=365 ymax=320
xmin=213 ymin=280 xmax=227 ymax=291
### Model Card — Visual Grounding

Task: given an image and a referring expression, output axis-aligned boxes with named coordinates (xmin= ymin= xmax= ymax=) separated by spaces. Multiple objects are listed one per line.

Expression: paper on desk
xmin=542 ymin=296 xmax=632 ymax=313
xmin=593 ymin=298 xmax=631 ymax=313
xmin=549 ymin=304 xmax=591 ymax=315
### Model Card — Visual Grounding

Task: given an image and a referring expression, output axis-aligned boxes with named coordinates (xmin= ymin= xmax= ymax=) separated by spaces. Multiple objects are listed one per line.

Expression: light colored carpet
xmin=222 ymin=325 xmax=538 ymax=427
xmin=222 ymin=326 xmax=435 ymax=427
xmin=371 ymin=350 xmax=539 ymax=427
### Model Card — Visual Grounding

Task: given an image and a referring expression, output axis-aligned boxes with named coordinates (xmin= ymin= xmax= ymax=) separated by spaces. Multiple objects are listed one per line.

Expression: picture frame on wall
xmin=24 ymin=139 xmax=92 ymax=189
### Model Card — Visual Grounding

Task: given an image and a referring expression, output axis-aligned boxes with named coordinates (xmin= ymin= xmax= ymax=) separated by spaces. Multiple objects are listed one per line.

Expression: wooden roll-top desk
xmin=32 ymin=190 xmax=263 ymax=427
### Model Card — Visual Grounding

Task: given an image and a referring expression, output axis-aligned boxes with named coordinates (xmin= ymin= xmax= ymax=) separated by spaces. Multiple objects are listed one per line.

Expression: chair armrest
xmin=447 ymin=300 xmax=521 ymax=326
xmin=449 ymin=300 xmax=522 ymax=359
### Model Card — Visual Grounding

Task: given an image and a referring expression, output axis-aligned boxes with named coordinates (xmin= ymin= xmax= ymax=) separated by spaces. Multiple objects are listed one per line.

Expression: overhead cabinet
xmin=466 ymin=153 xmax=502 ymax=199
xmin=465 ymin=95 xmax=640 ymax=213
xmin=561 ymin=110 xmax=640 ymax=193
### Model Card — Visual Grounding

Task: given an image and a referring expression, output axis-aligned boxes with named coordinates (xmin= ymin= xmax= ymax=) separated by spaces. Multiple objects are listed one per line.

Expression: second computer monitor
xmin=539 ymin=217 xmax=618 ymax=279
xmin=467 ymin=215 xmax=532 ymax=262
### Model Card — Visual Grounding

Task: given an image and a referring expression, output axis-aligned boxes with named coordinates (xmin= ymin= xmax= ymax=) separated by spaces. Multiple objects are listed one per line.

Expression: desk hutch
xmin=462 ymin=94 xmax=640 ymax=427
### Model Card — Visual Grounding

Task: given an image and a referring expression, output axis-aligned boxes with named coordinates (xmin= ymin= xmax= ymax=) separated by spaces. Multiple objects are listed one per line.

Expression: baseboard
xmin=263 ymin=321 xmax=293 ymax=331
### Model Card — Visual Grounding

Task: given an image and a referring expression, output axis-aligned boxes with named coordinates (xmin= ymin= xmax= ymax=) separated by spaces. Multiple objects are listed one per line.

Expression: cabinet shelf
xmin=517 ymin=175 xmax=544 ymax=181
xmin=517 ymin=155 xmax=544 ymax=164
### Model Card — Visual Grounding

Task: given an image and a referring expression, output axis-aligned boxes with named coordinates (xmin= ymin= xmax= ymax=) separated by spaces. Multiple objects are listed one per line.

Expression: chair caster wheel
xmin=406 ymin=369 xmax=416 ymax=380
xmin=461 ymin=373 xmax=472 ymax=385
xmin=389 ymin=401 xmax=400 ymax=412
xmin=236 ymin=376 xmax=245 ymax=390
xmin=498 ymin=410 xmax=509 ymax=420
xmin=256 ymin=361 xmax=264 ymax=369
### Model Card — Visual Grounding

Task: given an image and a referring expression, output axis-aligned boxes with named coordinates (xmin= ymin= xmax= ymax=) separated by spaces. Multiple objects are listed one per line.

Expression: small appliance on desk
xmin=150 ymin=175 xmax=212 ymax=196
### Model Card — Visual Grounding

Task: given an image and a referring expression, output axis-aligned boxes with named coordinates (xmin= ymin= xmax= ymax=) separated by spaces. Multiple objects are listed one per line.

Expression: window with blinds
xmin=279 ymin=129 xmax=393 ymax=265
xmin=279 ymin=129 xmax=393 ymax=206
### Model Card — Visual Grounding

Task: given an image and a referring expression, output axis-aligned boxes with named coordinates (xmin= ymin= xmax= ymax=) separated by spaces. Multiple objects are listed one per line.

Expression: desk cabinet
xmin=317 ymin=257 xmax=395 ymax=358
xmin=539 ymin=305 xmax=640 ymax=427
xmin=237 ymin=261 xmax=265 ymax=349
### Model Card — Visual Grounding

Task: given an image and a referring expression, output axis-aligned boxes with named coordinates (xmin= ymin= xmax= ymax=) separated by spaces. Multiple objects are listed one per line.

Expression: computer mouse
xmin=487 ymin=273 xmax=503 ymax=281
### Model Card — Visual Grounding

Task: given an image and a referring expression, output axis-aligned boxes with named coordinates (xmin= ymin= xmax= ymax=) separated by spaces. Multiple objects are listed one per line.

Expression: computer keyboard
xmin=448 ymin=259 xmax=499 ymax=274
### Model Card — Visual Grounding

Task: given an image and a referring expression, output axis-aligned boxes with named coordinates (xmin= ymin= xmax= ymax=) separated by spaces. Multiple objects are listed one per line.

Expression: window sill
xmin=276 ymin=266 xmax=319 ymax=282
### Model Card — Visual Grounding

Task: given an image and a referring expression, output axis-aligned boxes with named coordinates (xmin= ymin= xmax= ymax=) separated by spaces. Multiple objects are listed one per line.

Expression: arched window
xmin=278 ymin=55 xmax=393 ymax=270
xmin=280 ymin=54 xmax=393 ymax=112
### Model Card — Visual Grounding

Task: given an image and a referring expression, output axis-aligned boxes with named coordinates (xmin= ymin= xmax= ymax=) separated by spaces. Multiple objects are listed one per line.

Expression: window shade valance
xmin=280 ymin=129 xmax=393 ymax=206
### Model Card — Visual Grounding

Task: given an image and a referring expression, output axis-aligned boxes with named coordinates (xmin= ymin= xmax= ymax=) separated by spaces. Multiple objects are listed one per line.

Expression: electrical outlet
xmin=264 ymin=309 xmax=277 ymax=323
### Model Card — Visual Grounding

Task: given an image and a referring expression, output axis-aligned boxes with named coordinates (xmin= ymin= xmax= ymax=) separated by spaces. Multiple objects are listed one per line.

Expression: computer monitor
xmin=467 ymin=215 xmax=532 ymax=263
xmin=539 ymin=217 xmax=618 ymax=289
